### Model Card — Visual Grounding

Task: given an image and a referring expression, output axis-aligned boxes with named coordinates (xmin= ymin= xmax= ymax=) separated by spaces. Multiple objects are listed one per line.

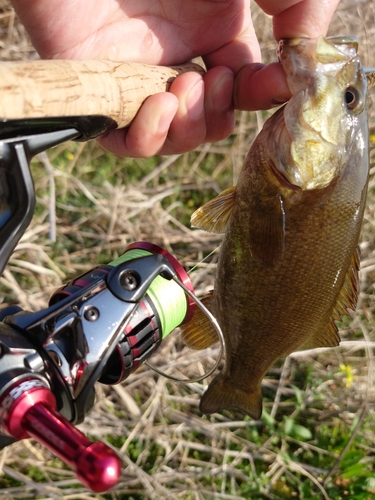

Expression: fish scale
xmin=181 ymin=36 xmax=374 ymax=419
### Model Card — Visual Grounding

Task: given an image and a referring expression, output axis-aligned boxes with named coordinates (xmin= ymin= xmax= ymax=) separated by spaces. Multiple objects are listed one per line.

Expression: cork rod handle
xmin=0 ymin=60 xmax=204 ymax=128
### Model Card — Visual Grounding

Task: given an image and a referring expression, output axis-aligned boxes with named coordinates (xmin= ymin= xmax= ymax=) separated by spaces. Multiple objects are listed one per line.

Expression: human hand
xmin=10 ymin=0 xmax=339 ymax=157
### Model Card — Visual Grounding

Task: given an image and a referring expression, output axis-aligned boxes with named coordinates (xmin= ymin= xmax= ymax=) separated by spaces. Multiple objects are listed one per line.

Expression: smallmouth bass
xmin=181 ymin=36 xmax=374 ymax=419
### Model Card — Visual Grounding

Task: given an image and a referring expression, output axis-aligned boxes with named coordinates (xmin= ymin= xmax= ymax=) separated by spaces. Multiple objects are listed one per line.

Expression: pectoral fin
xmin=200 ymin=375 xmax=263 ymax=420
xmin=180 ymin=292 xmax=218 ymax=349
xmin=191 ymin=186 xmax=236 ymax=233
xmin=298 ymin=246 xmax=360 ymax=351
xmin=250 ymin=193 xmax=285 ymax=266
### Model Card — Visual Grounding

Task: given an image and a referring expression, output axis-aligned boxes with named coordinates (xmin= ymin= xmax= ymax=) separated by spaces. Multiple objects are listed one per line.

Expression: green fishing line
xmin=110 ymin=249 xmax=187 ymax=338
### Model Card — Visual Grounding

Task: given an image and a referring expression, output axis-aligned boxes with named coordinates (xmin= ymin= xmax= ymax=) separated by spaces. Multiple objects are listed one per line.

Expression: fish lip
xmin=269 ymin=160 xmax=302 ymax=191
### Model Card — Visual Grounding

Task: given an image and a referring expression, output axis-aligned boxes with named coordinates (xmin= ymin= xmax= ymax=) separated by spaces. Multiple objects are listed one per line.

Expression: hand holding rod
xmin=0 ymin=60 xmax=204 ymax=128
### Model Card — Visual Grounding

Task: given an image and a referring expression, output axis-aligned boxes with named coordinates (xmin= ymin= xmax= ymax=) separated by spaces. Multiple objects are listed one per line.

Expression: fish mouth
xmin=269 ymin=160 xmax=302 ymax=191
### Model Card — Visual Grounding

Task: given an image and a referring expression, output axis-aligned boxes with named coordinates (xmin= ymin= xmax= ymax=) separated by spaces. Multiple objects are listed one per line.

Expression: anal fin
xmin=180 ymin=291 xmax=218 ymax=349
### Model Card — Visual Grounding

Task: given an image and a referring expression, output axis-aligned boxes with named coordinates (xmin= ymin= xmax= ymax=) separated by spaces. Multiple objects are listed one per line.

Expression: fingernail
xmin=211 ymin=71 xmax=233 ymax=111
xmin=187 ymin=79 xmax=204 ymax=121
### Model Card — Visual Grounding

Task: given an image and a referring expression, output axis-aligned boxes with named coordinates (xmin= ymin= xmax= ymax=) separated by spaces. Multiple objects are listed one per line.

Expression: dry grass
xmin=0 ymin=1 xmax=375 ymax=499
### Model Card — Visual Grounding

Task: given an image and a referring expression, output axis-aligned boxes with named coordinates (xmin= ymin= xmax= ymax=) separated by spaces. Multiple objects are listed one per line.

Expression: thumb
xmin=234 ymin=61 xmax=291 ymax=111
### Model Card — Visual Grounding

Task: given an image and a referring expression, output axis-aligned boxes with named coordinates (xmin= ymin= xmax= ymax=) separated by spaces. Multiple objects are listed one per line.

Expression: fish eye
xmin=345 ymin=86 xmax=363 ymax=113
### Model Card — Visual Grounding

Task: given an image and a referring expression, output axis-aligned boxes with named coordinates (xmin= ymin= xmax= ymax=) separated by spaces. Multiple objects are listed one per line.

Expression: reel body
xmin=0 ymin=242 xmax=196 ymax=491
xmin=0 ymin=113 xmax=223 ymax=493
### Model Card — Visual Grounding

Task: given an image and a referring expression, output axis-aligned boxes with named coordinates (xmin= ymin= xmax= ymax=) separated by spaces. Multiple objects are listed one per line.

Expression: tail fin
xmin=200 ymin=375 xmax=263 ymax=420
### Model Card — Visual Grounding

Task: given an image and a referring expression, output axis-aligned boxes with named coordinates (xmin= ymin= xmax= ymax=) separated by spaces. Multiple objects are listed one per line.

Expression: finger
xmin=97 ymin=93 xmax=179 ymax=157
xmin=99 ymin=68 xmax=236 ymax=157
xmin=161 ymin=68 xmax=237 ymax=151
xmin=203 ymin=26 xmax=262 ymax=71
xmin=234 ymin=62 xmax=291 ymax=111
xmin=158 ymin=71 xmax=207 ymax=155
xmin=203 ymin=66 xmax=236 ymax=142
xmin=256 ymin=0 xmax=340 ymax=40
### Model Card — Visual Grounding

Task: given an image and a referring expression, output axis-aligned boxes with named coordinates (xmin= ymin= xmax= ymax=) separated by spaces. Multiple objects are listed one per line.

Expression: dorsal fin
xmin=180 ymin=292 xmax=218 ymax=349
xmin=191 ymin=186 xmax=236 ymax=233
xmin=298 ymin=246 xmax=360 ymax=351
xmin=298 ymin=320 xmax=340 ymax=351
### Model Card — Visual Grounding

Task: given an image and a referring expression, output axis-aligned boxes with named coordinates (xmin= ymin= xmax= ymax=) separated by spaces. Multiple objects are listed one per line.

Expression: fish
xmin=180 ymin=36 xmax=375 ymax=419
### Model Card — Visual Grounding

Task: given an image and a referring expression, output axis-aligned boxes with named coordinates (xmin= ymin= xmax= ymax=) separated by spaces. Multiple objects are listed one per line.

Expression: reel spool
xmin=49 ymin=242 xmax=225 ymax=385
xmin=100 ymin=241 xmax=197 ymax=384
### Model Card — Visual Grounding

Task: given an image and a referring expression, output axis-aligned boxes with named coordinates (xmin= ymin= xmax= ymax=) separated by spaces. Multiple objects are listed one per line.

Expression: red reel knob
xmin=0 ymin=379 xmax=121 ymax=492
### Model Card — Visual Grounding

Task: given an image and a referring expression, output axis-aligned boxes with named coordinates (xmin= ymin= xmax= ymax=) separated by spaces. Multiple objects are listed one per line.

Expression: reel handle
xmin=0 ymin=379 xmax=120 ymax=492
xmin=23 ymin=404 xmax=121 ymax=492
xmin=0 ymin=60 xmax=204 ymax=128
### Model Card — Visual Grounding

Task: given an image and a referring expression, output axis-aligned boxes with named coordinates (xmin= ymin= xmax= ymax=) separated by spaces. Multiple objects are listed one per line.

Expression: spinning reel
xmin=0 ymin=117 xmax=224 ymax=491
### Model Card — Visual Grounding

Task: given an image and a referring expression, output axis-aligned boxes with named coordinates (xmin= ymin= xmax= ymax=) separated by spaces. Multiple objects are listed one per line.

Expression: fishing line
xmin=110 ymin=247 xmax=187 ymax=337
xmin=187 ymin=245 xmax=221 ymax=274
xmin=116 ymin=243 xmax=225 ymax=384
xmin=145 ymin=276 xmax=226 ymax=384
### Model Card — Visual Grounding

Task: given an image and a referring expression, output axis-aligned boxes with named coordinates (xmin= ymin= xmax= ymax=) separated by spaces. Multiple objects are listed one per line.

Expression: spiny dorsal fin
xmin=180 ymin=292 xmax=218 ymax=349
xmin=249 ymin=193 xmax=285 ymax=266
xmin=191 ymin=186 xmax=236 ymax=233
xmin=367 ymin=71 xmax=375 ymax=89
xmin=298 ymin=246 xmax=360 ymax=351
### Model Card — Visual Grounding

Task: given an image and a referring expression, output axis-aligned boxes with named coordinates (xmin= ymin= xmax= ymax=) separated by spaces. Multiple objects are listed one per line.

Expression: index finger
xmin=255 ymin=0 xmax=340 ymax=40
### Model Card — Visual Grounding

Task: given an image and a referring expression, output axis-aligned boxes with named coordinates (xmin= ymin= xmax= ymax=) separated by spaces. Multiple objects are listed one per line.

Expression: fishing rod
xmin=0 ymin=60 xmax=225 ymax=493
